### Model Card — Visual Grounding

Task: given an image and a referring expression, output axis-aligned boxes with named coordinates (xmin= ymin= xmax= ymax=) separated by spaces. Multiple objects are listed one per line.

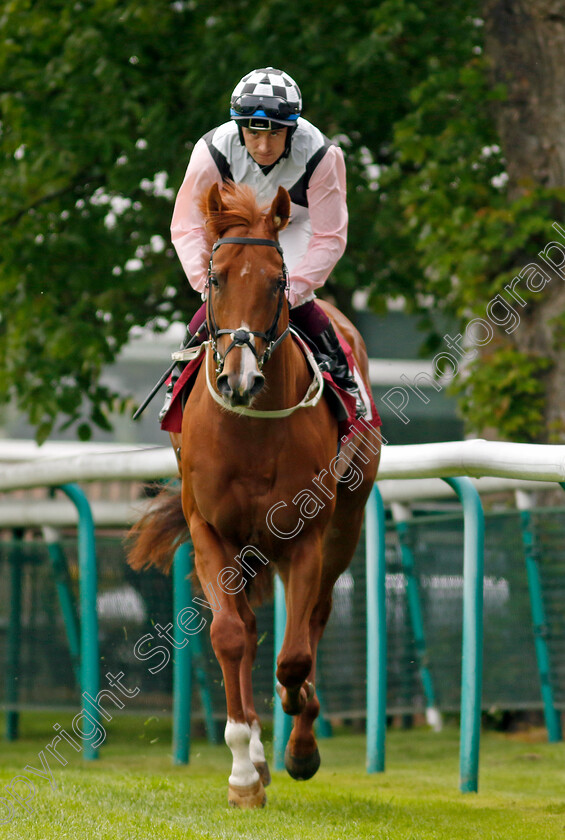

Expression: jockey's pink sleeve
xmin=170 ymin=138 xmax=348 ymax=305
xmin=170 ymin=139 xmax=222 ymax=294
xmin=287 ymin=144 xmax=348 ymax=308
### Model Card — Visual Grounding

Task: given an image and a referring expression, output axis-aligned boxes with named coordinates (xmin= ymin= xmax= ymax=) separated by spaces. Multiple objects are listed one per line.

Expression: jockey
xmin=161 ymin=66 xmax=365 ymax=420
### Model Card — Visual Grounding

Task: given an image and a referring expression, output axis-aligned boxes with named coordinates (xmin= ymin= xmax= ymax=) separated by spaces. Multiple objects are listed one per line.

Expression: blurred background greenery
xmin=2 ymin=0 xmax=564 ymax=443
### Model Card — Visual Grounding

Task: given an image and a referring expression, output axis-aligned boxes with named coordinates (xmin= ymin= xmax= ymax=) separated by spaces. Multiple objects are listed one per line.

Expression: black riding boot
xmin=310 ymin=323 xmax=367 ymax=419
xmin=158 ymin=323 xmax=206 ymax=422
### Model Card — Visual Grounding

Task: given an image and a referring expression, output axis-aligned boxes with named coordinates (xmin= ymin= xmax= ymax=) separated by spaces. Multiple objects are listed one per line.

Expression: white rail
xmin=377 ymin=476 xmax=557 ymax=503
xmin=0 ymin=445 xmax=178 ymax=489
xmin=379 ymin=439 xmax=565 ymax=482
xmin=1 ymin=439 xmax=565 ymax=492
xmin=0 ymin=499 xmax=144 ymax=528
xmin=0 ymin=440 xmax=148 ymax=462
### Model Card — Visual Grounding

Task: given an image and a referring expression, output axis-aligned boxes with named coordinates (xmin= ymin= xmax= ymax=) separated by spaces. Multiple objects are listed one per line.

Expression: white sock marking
xmin=224 ymin=720 xmax=260 ymax=787
xmin=249 ymin=720 xmax=266 ymax=765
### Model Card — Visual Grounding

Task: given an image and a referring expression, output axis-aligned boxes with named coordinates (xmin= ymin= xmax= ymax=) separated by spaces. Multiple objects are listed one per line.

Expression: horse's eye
xmin=209 ymin=273 xmax=219 ymax=288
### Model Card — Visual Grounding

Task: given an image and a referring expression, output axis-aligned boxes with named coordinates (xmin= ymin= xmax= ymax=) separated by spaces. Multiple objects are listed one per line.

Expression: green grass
xmin=1 ymin=714 xmax=565 ymax=839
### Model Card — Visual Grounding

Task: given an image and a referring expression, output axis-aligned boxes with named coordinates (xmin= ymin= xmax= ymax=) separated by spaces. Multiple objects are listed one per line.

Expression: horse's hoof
xmin=284 ymin=745 xmax=321 ymax=781
xmin=253 ymin=760 xmax=271 ymax=787
xmin=228 ymin=778 xmax=266 ymax=809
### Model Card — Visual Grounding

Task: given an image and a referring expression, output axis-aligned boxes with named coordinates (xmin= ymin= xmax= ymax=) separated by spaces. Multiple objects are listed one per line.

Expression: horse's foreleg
xmin=188 ymin=517 xmax=266 ymax=808
xmin=284 ymin=594 xmax=332 ymax=780
xmin=285 ymin=506 xmax=363 ymax=782
xmin=237 ymin=594 xmax=271 ymax=787
xmin=276 ymin=534 xmax=322 ymax=717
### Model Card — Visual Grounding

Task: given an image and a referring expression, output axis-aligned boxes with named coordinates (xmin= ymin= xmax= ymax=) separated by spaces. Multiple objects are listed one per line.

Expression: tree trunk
xmin=483 ymin=0 xmax=565 ymax=441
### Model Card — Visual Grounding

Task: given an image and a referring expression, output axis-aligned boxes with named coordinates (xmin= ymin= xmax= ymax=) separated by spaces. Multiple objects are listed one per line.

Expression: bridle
xmin=205 ymin=236 xmax=290 ymax=374
xmin=202 ymin=234 xmax=325 ymax=419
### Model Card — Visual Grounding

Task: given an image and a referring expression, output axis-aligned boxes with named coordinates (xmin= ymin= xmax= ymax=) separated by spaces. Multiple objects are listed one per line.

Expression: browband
xmin=211 ymin=236 xmax=285 ymax=258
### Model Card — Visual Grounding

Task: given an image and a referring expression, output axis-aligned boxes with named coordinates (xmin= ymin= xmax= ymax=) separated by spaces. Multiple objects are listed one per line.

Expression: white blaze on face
xmin=236 ymin=321 xmax=258 ymax=393
xmin=224 ymin=720 xmax=260 ymax=787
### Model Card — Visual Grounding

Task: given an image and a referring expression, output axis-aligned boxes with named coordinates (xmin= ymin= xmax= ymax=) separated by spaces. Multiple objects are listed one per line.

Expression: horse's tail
xmin=126 ymin=485 xmax=188 ymax=574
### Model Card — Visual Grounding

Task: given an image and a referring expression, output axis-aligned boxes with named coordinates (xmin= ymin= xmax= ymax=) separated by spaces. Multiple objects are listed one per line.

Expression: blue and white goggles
xmin=230 ymin=94 xmax=300 ymax=127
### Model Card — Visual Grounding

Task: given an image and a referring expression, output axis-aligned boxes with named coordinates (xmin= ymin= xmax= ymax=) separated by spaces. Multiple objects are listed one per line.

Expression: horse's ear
xmin=269 ymin=186 xmax=290 ymax=233
xmin=206 ymin=182 xmax=225 ymax=218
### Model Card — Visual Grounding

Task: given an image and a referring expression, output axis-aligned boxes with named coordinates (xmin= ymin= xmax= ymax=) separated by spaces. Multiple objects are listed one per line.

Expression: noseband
xmin=205 ymin=236 xmax=290 ymax=374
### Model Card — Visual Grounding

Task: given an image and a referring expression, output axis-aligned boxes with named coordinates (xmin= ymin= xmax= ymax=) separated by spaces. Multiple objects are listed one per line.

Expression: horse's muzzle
xmin=217 ymin=370 xmax=265 ymax=406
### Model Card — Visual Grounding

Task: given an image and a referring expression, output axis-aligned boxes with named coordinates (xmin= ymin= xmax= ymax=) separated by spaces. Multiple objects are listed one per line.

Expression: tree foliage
xmin=372 ymin=8 xmax=565 ymax=441
xmin=1 ymin=0 xmax=563 ymax=442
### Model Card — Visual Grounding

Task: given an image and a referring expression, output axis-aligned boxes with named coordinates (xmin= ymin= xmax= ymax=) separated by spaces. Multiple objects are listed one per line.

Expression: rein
xmin=206 ymin=236 xmax=290 ymax=374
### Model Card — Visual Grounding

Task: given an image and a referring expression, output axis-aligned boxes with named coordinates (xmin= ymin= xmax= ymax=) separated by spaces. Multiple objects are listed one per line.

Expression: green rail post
xmin=190 ymin=629 xmax=219 ymax=745
xmin=517 ymin=492 xmax=562 ymax=743
xmin=43 ymin=528 xmax=81 ymax=687
xmin=173 ymin=542 xmax=193 ymax=764
xmin=366 ymin=484 xmax=387 ymax=773
xmin=442 ymin=477 xmax=484 ymax=794
xmin=5 ymin=530 xmax=24 ymax=741
xmin=59 ymin=484 xmax=99 ymax=761
xmin=273 ymin=574 xmax=292 ymax=771
xmin=392 ymin=503 xmax=442 ymax=731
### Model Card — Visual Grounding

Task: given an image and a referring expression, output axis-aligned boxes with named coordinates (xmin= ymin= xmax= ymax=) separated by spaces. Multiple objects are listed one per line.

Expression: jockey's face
xmin=242 ymin=126 xmax=288 ymax=167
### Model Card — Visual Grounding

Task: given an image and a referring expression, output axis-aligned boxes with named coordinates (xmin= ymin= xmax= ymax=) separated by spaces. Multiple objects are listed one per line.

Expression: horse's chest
xmin=206 ymin=469 xmax=274 ymax=514
xmin=189 ymin=456 xmax=297 ymax=540
xmin=183 ymin=403 xmax=336 ymax=544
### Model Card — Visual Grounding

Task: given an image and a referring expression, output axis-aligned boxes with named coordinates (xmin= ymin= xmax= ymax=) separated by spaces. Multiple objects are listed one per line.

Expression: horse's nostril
xmin=248 ymin=373 xmax=265 ymax=397
xmin=216 ymin=374 xmax=232 ymax=397
xmin=216 ymin=370 xmax=264 ymax=405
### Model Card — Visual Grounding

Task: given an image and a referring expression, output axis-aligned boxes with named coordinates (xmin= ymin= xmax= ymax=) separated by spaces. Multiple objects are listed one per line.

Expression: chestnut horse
xmin=128 ymin=182 xmax=381 ymax=808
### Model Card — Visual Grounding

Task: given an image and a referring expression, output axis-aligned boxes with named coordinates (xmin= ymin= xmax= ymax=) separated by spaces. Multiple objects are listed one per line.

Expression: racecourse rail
xmin=2 ymin=438 xmax=565 ymax=486
xmin=2 ymin=438 xmax=565 ymax=794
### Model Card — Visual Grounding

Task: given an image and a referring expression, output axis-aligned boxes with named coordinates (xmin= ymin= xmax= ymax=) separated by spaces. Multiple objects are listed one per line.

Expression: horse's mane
xmin=200 ymin=181 xmax=267 ymax=244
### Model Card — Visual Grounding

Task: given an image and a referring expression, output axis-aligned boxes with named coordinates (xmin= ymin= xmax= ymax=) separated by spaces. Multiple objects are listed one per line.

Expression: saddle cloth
xmin=160 ymin=333 xmax=382 ymax=443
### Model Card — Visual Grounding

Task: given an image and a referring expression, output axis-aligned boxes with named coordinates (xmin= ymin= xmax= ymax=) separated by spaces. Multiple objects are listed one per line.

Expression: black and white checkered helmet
xmin=230 ymin=67 xmax=302 ymax=128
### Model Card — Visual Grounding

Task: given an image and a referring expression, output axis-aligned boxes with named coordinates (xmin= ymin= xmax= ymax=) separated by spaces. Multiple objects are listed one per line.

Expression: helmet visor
xmin=230 ymin=94 xmax=299 ymax=121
